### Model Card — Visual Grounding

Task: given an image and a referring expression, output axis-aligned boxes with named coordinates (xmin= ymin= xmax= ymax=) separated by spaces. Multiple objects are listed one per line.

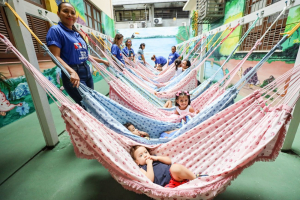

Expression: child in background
xmin=130 ymin=145 xmax=205 ymax=188
xmin=156 ymin=64 xmax=163 ymax=72
xmin=124 ymin=122 xmax=150 ymax=139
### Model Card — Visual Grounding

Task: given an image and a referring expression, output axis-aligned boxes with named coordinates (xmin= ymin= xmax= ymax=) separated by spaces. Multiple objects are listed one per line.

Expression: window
xmin=154 ymin=7 xmax=189 ymax=19
xmin=84 ymin=0 xmax=102 ymax=32
xmin=115 ymin=10 xmax=149 ymax=22
xmin=240 ymin=0 xmax=289 ymax=51
xmin=0 ymin=7 xmax=17 ymax=61
xmin=26 ymin=14 xmax=50 ymax=59
xmin=25 ymin=0 xmax=46 ymax=8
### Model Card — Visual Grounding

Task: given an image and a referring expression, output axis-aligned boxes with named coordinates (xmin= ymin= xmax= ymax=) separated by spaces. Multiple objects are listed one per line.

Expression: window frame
xmin=84 ymin=0 xmax=102 ymax=32
xmin=154 ymin=7 xmax=189 ymax=19
xmin=240 ymin=0 xmax=288 ymax=51
xmin=24 ymin=0 xmax=46 ymax=9
xmin=115 ymin=9 xmax=150 ymax=22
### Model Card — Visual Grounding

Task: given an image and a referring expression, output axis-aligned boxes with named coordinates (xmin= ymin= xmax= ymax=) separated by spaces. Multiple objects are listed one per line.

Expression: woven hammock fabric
xmin=0 ymin=33 xmax=297 ymax=200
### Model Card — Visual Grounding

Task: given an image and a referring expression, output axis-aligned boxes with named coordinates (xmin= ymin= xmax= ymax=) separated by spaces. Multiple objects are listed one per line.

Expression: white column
xmin=5 ymin=0 xmax=59 ymax=147
xmin=282 ymin=45 xmax=300 ymax=151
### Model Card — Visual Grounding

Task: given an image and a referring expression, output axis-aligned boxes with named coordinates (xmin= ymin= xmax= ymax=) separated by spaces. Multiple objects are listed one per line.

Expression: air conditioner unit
xmin=153 ymin=18 xmax=163 ymax=25
xmin=182 ymin=22 xmax=187 ymax=26
xmin=129 ymin=23 xmax=138 ymax=29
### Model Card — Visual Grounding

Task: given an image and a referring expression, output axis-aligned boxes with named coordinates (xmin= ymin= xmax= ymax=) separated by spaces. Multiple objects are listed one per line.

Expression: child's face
xmin=157 ymin=66 xmax=162 ymax=71
xmin=176 ymin=95 xmax=189 ymax=109
xmin=181 ymin=61 xmax=189 ymax=69
xmin=127 ymin=125 xmax=140 ymax=136
xmin=133 ymin=146 xmax=150 ymax=165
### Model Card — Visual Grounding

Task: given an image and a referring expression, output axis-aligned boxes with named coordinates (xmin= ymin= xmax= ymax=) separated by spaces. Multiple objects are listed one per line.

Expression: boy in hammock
xmin=130 ymin=145 xmax=205 ymax=188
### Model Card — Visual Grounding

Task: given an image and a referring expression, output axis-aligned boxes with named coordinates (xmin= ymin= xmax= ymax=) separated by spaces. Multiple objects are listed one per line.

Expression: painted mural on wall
xmin=101 ymin=12 xmax=115 ymax=38
xmin=0 ymin=62 xmax=103 ymax=128
xmin=118 ymin=26 xmax=189 ymax=64
xmin=48 ymin=0 xmax=87 ymax=25
xmin=194 ymin=1 xmax=300 ymax=98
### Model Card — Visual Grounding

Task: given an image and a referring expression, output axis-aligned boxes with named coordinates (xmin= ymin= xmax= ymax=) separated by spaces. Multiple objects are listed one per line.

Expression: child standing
xmin=130 ymin=145 xmax=204 ymax=188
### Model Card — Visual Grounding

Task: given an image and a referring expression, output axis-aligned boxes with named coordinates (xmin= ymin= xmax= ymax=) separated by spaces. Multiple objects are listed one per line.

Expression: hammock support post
xmin=4 ymin=0 xmax=59 ymax=147
xmin=282 ymin=44 xmax=300 ymax=151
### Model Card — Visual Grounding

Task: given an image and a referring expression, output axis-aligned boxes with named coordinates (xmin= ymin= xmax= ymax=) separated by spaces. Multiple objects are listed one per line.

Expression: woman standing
xmin=151 ymin=55 xmax=167 ymax=68
xmin=111 ymin=33 xmax=125 ymax=66
xmin=46 ymin=2 xmax=108 ymax=106
xmin=122 ymin=38 xmax=135 ymax=62
xmin=167 ymin=46 xmax=181 ymax=66
xmin=137 ymin=43 xmax=146 ymax=65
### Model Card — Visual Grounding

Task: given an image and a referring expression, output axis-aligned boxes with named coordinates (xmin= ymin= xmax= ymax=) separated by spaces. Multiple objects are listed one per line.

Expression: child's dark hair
xmin=130 ymin=145 xmax=149 ymax=159
xmin=174 ymin=59 xmax=181 ymax=71
xmin=58 ymin=2 xmax=87 ymax=48
xmin=113 ymin=33 xmax=124 ymax=47
xmin=139 ymin=43 xmax=145 ymax=49
xmin=151 ymin=55 xmax=156 ymax=60
xmin=175 ymin=91 xmax=191 ymax=107
xmin=183 ymin=59 xmax=191 ymax=68
xmin=124 ymin=122 xmax=133 ymax=129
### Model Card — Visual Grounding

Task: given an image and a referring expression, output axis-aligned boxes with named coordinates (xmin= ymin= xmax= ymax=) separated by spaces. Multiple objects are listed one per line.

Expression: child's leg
xmin=164 ymin=100 xmax=172 ymax=108
xmin=170 ymin=164 xmax=196 ymax=181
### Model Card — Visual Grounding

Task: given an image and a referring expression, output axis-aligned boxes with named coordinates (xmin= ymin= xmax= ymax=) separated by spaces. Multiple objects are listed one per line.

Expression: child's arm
xmin=150 ymin=155 xmax=172 ymax=165
xmin=139 ymin=159 xmax=154 ymax=182
xmin=189 ymin=106 xmax=199 ymax=114
xmin=139 ymin=131 xmax=149 ymax=137
xmin=174 ymin=109 xmax=180 ymax=115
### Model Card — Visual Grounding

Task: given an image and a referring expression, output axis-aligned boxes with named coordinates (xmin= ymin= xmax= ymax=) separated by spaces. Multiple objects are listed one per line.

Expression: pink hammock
xmin=2 ymin=34 xmax=299 ymax=200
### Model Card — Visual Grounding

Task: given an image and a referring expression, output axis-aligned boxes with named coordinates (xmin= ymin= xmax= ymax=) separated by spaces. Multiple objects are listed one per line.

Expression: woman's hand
xmin=70 ymin=70 xmax=80 ymax=88
xmin=104 ymin=61 xmax=109 ymax=66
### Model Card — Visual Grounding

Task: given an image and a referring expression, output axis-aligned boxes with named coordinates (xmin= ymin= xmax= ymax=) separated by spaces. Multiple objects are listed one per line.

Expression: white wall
xmin=90 ymin=0 xmax=114 ymax=19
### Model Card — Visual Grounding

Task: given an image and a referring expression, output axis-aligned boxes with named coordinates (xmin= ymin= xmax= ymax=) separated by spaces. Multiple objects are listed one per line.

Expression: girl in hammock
xmin=130 ymin=145 xmax=204 ymax=188
xmin=164 ymin=91 xmax=198 ymax=117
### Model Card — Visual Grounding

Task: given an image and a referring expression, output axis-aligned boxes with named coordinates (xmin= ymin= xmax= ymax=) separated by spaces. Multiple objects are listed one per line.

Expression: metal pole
xmin=282 ymin=45 xmax=300 ymax=151
xmin=5 ymin=0 xmax=59 ymax=147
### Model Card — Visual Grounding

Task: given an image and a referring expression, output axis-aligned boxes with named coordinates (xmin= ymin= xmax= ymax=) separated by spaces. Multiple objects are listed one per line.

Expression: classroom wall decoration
xmin=190 ymin=1 xmax=300 ymax=98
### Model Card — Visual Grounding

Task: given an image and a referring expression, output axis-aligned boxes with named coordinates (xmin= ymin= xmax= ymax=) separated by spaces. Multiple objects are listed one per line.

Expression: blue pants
xmin=61 ymin=62 xmax=94 ymax=106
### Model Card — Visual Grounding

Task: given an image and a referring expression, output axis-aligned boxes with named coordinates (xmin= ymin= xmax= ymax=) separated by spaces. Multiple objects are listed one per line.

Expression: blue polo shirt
xmin=122 ymin=46 xmax=135 ymax=57
xmin=168 ymin=52 xmax=180 ymax=65
xmin=46 ymin=22 xmax=88 ymax=65
xmin=111 ymin=44 xmax=125 ymax=64
xmin=155 ymin=56 xmax=167 ymax=65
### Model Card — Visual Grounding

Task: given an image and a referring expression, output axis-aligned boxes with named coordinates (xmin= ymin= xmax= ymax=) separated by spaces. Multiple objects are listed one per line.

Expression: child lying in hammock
xmin=130 ymin=145 xmax=205 ymax=188
xmin=124 ymin=123 xmax=150 ymax=139
xmin=124 ymin=123 xmax=178 ymax=139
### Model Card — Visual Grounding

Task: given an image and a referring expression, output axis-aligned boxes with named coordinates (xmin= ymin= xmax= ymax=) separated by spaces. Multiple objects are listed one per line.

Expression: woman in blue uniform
xmin=122 ymin=38 xmax=135 ymax=62
xmin=151 ymin=55 xmax=167 ymax=68
xmin=167 ymin=46 xmax=181 ymax=66
xmin=111 ymin=33 xmax=125 ymax=66
xmin=46 ymin=2 xmax=108 ymax=106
